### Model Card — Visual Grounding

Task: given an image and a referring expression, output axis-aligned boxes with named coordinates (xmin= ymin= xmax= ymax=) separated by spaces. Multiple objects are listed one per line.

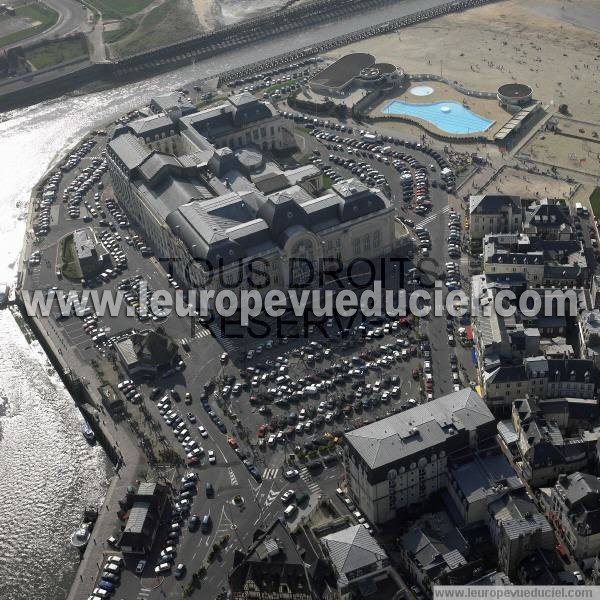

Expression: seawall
xmin=0 ymin=0 xmax=502 ymax=112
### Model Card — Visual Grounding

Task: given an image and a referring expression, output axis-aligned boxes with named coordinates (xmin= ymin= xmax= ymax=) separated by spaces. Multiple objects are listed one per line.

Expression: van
xmin=284 ymin=504 xmax=298 ymax=519
xmin=201 ymin=515 xmax=211 ymax=533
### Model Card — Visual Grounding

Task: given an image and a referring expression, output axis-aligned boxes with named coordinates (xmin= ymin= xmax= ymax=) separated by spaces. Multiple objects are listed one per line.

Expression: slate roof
xmin=108 ymin=133 xmax=152 ymax=171
xmin=181 ymin=93 xmax=277 ymax=139
xmin=344 ymin=389 xmax=493 ymax=470
xmin=150 ymin=93 xmax=196 ymax=116
xmin=321 ymin=525 xmax=387 ymax=586
xmin=228 ymin=519 xmax=319 ymax=598
xmin=470 ymin=194 xmax=521 ymax=215
xmin=400 ymin=511 xmax=469 ymax=581
xmin=449 ymin=451 xmax=522 ymax=506
xmin=524 ymin=199 xmax=571 ymax=230
xmin=166 ymin=179 xmax=390 ymax=267
xmin=128 ymin=114 xmax=174 ymax=138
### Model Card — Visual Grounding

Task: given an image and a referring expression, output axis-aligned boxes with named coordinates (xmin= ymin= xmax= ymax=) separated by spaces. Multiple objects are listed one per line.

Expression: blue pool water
xmin=383 ymin=99 xmax=494 ymax=134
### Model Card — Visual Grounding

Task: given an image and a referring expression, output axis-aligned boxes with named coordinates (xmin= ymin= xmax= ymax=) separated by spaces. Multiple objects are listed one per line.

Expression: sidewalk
xmin=31 ymin=312 xmax=146 ymax=600
xmin=66 ymin=417 xmax=144 ymax=600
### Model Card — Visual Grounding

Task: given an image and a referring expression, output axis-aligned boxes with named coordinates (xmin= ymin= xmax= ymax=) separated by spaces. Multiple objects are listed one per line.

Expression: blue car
xmin=99 ymin=580 xmax=115 ymax=592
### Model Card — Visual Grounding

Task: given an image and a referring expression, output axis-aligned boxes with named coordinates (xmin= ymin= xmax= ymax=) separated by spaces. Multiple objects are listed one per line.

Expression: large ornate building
xmin=107 ymin=93 xmax=396 ymax=303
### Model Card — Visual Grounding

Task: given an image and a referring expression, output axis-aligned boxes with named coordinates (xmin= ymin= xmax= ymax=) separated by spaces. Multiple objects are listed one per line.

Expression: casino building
xmin=107 ymin=92 xmax=396 ymax=301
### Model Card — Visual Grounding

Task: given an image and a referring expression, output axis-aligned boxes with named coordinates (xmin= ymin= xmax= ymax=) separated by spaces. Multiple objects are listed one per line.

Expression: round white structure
xmin=410 ymin=85 xmax=434 ymax=97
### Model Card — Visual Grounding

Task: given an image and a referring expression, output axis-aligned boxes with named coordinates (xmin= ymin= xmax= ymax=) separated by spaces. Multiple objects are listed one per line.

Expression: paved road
xmin=4 ymin=0 xmax=90 ymax=50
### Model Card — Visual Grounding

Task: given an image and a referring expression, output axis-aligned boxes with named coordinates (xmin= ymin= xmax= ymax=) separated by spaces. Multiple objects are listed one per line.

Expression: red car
xmin=227 ymin=437 xmax=238 ymax=449
xmin=555 ymin=543 xmax=570 ymax=563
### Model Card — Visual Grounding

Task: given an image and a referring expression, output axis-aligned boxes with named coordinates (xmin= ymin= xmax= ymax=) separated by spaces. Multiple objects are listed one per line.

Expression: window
xmin=270 ymin=126 xmax=275 ymax=135
xmin=373 ymin=231 xmax=381 ymax=249
xmin=252 ymin=129 xmax=259 ymax=139
xmin=353 ymin=238 xmax=361 ymax=255
xmin=363 ymin=234 xmax=371 ymax=252
xmin=260 ymin=127 xmax=267 ymax=138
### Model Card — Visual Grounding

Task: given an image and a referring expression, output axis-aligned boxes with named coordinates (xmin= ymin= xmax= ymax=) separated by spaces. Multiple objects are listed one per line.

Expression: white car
xmin=281 ymin=489 xmax=295 ymax=504
xmin=208 ymin=450 xmax=216 ymax=464
xmin=198 ymin=425 xmax=208 ymax=438
xmin=284 ymin=468 xmax=299 ymax=479
xmin=154 ymin=562 xmax=171 ymax=575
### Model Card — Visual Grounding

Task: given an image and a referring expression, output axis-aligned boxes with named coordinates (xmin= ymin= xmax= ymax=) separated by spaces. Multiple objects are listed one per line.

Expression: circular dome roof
xmin=234 ymin=146 xmax=264 ymax=172
xmin=497 ymin=83 xmax=533 ymax=100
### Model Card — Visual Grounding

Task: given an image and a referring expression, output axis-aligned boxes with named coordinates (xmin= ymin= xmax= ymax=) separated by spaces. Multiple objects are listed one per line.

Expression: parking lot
xmin=19 ymin=73 xmax=483 ymax=600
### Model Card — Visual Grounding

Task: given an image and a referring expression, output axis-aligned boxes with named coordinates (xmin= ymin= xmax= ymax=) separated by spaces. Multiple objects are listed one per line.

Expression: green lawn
xmin=590 ymin=187 xmax=600 ymax=219
xmin=195 ymin=94 xmax=226 ymax=110
xmin=264 ymin=79 xmax=298 ymax=94
xmin=102 ymin=17 xmax=136 ymax=43
xmin=59 ymin=234 xmax=82 ymax=281
xmin=25 ymin=36 xmax=88 ymax=69
xmin=111 ymin=0 xmax=200 ymax=57
xmin=0 ymin=2 xmax=58 ymax=47
xmin=83 ymin=0 xmax=153 ymax=20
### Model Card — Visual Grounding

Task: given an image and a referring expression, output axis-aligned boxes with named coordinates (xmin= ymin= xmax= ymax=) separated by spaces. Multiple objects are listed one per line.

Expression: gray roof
xmin=501 ymin=513 xmax=552 ymax=540
xmin=321 ymin=525 xmax=387 ymax=586
xmin=344 ymin=388 xmax=493 ymax=470
xmin=181 ymin=93 xmax=276 ymax=140
xmin=108 ymin=133 xmax=152 ymax=171
xmin=400 ymin=511 xmax=469 ymax=579
xmin=123 ymin=500 xmax=151 ymax=534
xmin=450 ymin=451 xmax=522 ymax=506
xmin=166 ymin=179 xmax=390 ymax=266
xmin=128 ymin=114 xmax=174 ymax=138
xmin=485 ymin=365 xmax=527 ymax=384
xmin=470 ymin=194 xmax=521 ymax=215
xmin=150 ymin=93 xmax=195 ymax=115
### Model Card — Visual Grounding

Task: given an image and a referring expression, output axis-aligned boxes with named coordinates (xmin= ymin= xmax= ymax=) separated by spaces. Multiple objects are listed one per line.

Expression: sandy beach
xmin=326 ymin=0 xmax=600 ymax=122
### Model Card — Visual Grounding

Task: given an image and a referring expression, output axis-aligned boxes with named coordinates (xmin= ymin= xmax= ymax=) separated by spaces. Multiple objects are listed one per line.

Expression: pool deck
xmin=371 ymin=81 xmax=510 ymax=140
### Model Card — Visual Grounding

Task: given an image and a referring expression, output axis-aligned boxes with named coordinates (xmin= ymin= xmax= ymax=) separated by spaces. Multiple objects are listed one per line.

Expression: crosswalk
xmin=229 ymin=467 xmax=238 ymax=486
xmin=194 ymin=326 xmax=211 ymax=339
xmin=416 ymin=204 xmax=450 ymax=227
xmin=193 ymin=322 xmax=238 ymax=354
xmin=137 ymin=588 xmax=151 ymax=600
xmin=262 ymin=468 xmax=279 ymax=480
xmin=299 ymin=466 xmax=322 ymax=496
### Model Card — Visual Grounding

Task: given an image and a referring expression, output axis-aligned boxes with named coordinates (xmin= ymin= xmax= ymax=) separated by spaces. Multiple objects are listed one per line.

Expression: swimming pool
xmin=383 ymin=99 xmax=494 ymax=134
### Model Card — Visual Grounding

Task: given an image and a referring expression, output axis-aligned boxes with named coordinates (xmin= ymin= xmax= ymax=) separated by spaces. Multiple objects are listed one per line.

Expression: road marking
xmin=262 ymin=468 xmax=278 ymax=480
xmin=264 ymin=488 xmax=281 ymax=508
xmin=299 ymin=467 xmax=322 ymax=496
xmin=216 ymin=445 xmax=227 ymax=462
xmin=416 ymin=205 xmax=450 ymax=227
xmin=229 ymin=467 xmax=238 ymax=486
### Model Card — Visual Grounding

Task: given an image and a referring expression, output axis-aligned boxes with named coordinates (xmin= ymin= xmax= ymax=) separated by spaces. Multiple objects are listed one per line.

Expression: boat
xmin=83 ymin=505 xmax=99 ymax=523
xmin=70 ymin=522 xmax=92 ymax=549
xmin=0 ymin=283 xmax=8 ymax=308
xmin=81 ymin=421 xmax=95 ymax=443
